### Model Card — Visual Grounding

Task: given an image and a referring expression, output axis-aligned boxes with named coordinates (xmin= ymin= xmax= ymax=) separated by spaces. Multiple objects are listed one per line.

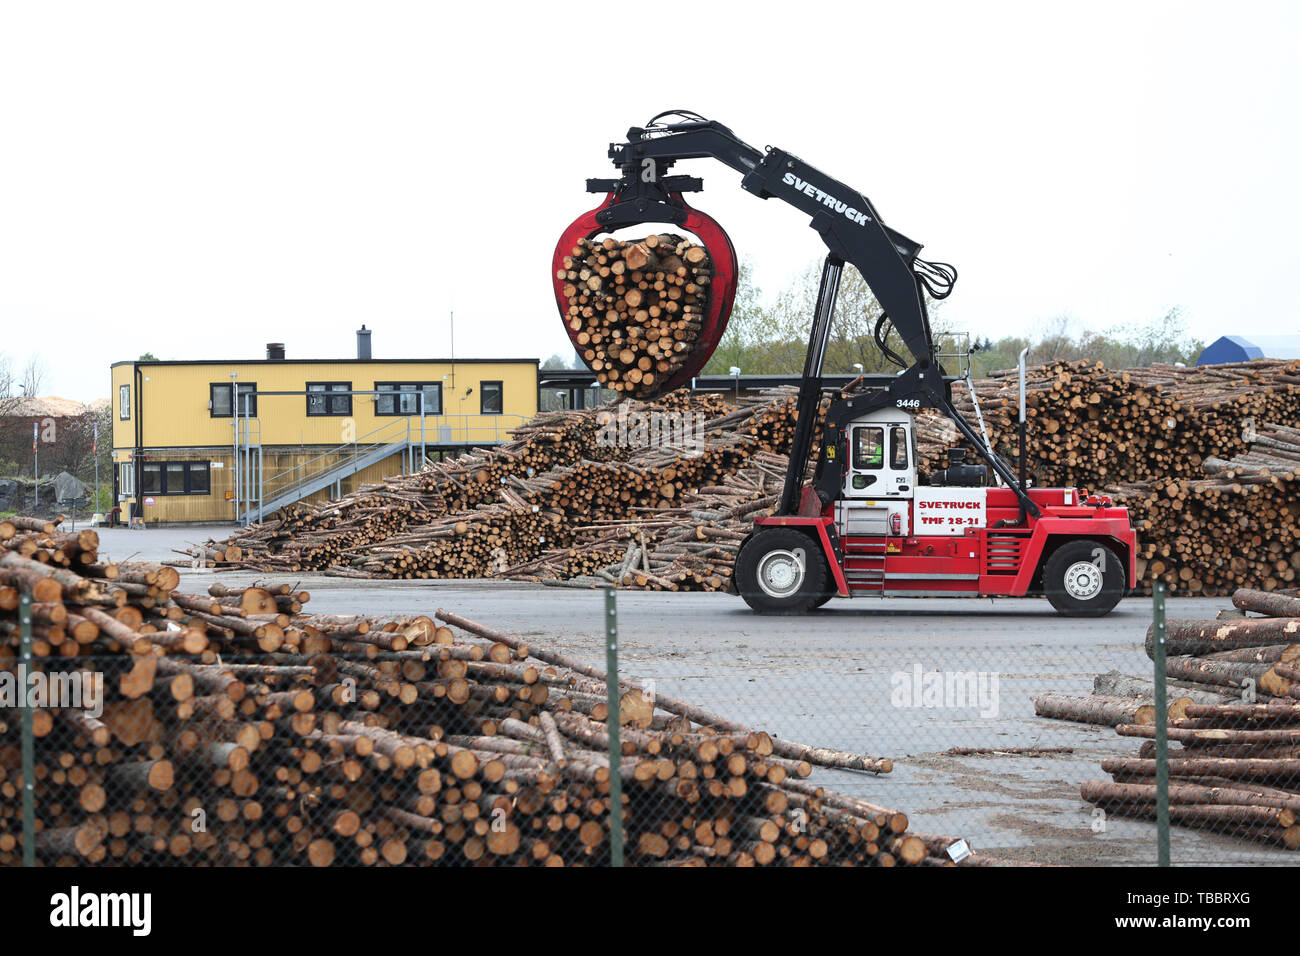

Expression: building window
xmin=480 ymin=380 xmax=503 ymax=415
xmin=118 ymin=461 xmax=134 ymax=496
xmin=307 ymin=382 xmax=352 ymax=416
xmin=139 ymin=460 xmax=211 ymax=495
xmin=119 ymin=384 xmax=130 ymax=419
xmin=375 ymin=382 xmax=442 ymax=416
xmin=141 ymin=462 xmax=162 ymax=495
xmin=211 ymin=382 xmax=257 ymax=418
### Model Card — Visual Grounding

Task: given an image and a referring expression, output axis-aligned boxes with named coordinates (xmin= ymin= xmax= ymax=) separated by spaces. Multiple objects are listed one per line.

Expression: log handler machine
xmin=553 ymin=112 xmax=1137 ymax=616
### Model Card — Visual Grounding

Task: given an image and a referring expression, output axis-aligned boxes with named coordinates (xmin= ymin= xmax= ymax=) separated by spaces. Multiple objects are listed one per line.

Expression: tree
xmin=706 ymin=259 xmax=951 ymax=375
xmin=703 ymin=259 xmax=777 ymax=374
xmin=966 ymin=307 xmax=1204 ymax=378
xmin=41 ymin=409 xmax=98 ymax=479
xmin=701 ymin=260 xmax=1204 ymax=379
xmin=541 ymin=353 xmax=572 ymax=370
xmin=138 ymin=352 xmax=160 ymax=362
xmin=0 ymin=354 xmax=47 ymax=472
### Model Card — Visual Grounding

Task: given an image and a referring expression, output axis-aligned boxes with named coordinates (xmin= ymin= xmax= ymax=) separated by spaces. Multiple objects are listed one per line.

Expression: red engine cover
xmin=551 ymin=193 xmax=738 ymax=398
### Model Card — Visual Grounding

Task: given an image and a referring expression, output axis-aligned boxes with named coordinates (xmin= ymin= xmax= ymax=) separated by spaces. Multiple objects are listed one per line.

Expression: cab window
xmin=853 ymin=427 xmax=884 ymax=470
xmin=890 ymin=426 xmax=909 ymax=470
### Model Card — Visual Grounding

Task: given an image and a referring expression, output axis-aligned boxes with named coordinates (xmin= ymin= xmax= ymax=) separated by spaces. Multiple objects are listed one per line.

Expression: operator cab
xmin=837 ymin=412 xmax=915 ymax=537
xmin=836 ymin=408 xmax=993 ymax=538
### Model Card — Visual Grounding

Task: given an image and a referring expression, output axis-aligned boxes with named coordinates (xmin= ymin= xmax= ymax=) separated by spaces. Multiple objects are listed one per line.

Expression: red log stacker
xmin=554 ymin=111 xmax=1137 ymax=617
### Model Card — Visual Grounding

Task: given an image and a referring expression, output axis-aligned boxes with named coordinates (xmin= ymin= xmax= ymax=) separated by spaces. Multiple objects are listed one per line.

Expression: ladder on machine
xmin=842 ymin=537 xmax=888 ymax=592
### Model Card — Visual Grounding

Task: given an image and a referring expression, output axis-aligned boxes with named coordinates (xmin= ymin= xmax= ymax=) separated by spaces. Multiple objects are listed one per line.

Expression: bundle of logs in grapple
xmin=1034 ymin=585 xmax=1300 ymax=849
xmin=0 ymin=517 xmax=995 ymax=866
xmin=557 ymin=234 xmax=712 ymax=398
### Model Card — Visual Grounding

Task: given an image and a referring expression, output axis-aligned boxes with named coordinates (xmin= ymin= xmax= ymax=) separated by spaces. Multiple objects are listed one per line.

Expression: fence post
xmin=604 ymin=588 xmax=624 ymax=867
xmin=19 ymin=591 xmax=35 ymax=867
xmin=1152 ymin=582 xmax=1170 ymax=866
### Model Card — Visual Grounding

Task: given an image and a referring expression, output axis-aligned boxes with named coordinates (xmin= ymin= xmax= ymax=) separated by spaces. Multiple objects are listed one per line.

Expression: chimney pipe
xmin=266 ymin=342 xmax=285 ymax=361
xmin=356 ymin=325 xmax=372 ymax=360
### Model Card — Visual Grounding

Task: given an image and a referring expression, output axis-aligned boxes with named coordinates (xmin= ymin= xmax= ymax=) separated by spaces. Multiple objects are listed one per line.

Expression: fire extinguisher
xmin=889 ymin=512 xmax=902 ymax=535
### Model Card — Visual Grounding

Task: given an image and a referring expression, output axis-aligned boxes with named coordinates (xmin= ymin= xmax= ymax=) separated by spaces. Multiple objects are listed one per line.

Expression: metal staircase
xmin=842 ymin=537 xmax=888 ymax=592
xmin=237 ymin=420 xmax=415 ymax=524
xmin=232 ymin=412 xmax=530 ymax=526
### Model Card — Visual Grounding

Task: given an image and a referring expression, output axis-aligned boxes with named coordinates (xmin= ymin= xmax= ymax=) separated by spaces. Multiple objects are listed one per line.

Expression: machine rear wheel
xmin=1044 ymin=541 xmax=1125 ymax=617
xmin=735 ymin=528 xmax=828 ymax=615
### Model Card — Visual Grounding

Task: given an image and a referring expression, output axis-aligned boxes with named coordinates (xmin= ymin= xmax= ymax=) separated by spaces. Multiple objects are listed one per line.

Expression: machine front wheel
xmin=1043 ymin=541 xmax=1125 ymax=617
xmin=734 ymin=528 xmax=829 ymax=615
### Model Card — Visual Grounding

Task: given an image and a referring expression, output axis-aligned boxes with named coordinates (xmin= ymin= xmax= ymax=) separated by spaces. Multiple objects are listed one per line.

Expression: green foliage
xmin=705 ymin=258 xmax=1203 ymax=376
xmin=967 ymin=308 xmax=1204 ymax=377
xmin=92 ymin=485 xmax=114 ymax=512
xmin=541 ymin=353 xmax=572 ymax=370
xmin=704 ymin=259 xmax=945 ymax=375
xmin=138 ymin=352 xmax=160 ymax=361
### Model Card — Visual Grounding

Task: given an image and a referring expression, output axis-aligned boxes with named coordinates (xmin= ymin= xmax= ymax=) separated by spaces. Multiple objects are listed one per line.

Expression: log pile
xmin=0 ymin=516 xmax=992 ymax=866
xmin=206 ymin=390 xmax=803 ymax=586
xmin=557 ymin=234 xmax=712 ymax=398
xmin=937 ymin=359 xmax=1300 ymax=490
xmin=497 ymin=452 xmax=787 ymax=591
xmin=1036 ymin=585 xmax=1300 ymax=848
xmin=1109 ymin=421 xmax=1300 ymax=594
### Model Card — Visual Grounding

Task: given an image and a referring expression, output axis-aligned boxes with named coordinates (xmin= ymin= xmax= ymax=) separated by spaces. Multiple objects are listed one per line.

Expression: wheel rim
xmin=1063 ymin=561 xmax=1103 ymax=600
xmin=756 ymin=549 xmax=805 ymax=599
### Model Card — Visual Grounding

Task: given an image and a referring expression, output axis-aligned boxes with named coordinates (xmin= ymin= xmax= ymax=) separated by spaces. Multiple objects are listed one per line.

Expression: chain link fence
xmin=2 ymin=586 xmax=1295 ymax=867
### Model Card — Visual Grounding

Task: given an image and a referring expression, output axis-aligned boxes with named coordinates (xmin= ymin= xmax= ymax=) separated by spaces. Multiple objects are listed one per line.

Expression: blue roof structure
xmin=1197 ymin=334 xmax=1300 ymax=366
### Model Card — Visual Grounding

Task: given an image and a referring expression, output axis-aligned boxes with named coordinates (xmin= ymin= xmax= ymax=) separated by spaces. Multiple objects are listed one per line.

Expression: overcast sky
xmin=2 ymin=0 xmax=1297 ymax=402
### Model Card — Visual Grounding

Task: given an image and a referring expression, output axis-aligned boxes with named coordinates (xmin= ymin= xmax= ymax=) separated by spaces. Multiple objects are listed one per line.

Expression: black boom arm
xmin=600 ymin=114 xmax=1039 ymax=520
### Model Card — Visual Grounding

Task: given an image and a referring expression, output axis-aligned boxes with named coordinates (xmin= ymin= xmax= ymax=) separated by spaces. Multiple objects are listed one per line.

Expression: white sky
xmin=2 ymin=0 xmax=1298 ymax=402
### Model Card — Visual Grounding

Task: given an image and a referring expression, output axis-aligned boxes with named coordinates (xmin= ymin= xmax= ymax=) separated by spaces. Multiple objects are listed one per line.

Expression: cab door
xmin=844 ymin=422 xmax=914 ymax=498
xmin=837 ymin=421 xmax=916 ymax=535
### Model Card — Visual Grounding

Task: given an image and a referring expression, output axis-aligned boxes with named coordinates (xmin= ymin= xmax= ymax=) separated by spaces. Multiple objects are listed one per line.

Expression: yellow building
xmin=111 ymin=344 xmax=538 ymax=525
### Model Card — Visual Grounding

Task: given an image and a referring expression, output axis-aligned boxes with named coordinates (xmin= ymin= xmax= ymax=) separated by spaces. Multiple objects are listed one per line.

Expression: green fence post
xmin=604 ymin=588 xmax=624 ymax=867
xmin=1152 ymin=582 xmax=1170 ymax=867
xmin=19 ymin=591 xmax=35 ymax=867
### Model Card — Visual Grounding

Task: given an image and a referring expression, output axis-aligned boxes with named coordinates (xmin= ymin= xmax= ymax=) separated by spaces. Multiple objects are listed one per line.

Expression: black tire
xmin=734 ymin=528 xmax=829 ymax=615
xmin=811 ymin=591 xmax=835 ymax=609
xmin=1043 ymin=540 xmax=1125 ymax=617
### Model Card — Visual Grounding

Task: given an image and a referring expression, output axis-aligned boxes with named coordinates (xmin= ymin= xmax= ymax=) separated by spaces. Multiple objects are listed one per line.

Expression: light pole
xmin=729 ymin=366 xmax=741 ymax=402
xmin=20 ymin=385 xmax=38 ymax=512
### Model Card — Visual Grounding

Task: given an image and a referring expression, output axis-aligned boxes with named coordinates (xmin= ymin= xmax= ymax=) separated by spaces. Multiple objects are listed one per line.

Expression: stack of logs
xmin=2 ymin=516 xmax=993 ymax=866
xmin=1108 ymin=422 xmax=1300 ymax=594
xmin=938 ymin=359 xmax=1300 ymax=490
xmin=497 ymin=452 xmax=788 ymax=591
xmin=1035 ymin=585 xmax=1300 ymax=849
xmin=557 ymin=235 xmax=712 ymax=397
xmin=205 ymin=390 xmax=804 ymax=588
